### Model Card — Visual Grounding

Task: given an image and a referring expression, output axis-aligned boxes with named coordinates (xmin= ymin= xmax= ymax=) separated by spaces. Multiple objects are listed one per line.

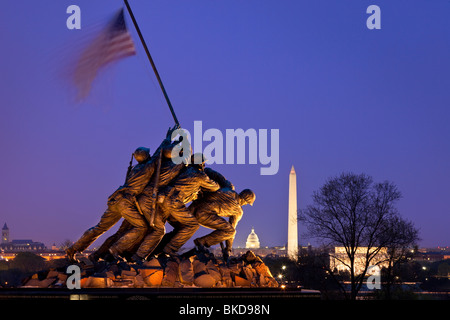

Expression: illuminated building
xmin=330 ymin=247 xmax=389 ymax=275
xmin=0 ymin=223 xmax=46 ymax=252
xmin=245 ymin=228 xmax=261 ymax=249
xmin=2 ymin=223 xmax=9 ymax=244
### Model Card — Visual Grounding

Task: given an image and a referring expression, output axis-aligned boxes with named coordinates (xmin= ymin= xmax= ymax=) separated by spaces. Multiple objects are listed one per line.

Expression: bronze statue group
xmin=66 ymin=125 xmax=255 ymax=264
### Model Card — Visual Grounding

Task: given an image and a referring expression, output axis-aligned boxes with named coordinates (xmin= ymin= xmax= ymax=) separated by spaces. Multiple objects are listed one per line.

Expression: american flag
xmin=73 ymin=9 xmax=136 ymax=100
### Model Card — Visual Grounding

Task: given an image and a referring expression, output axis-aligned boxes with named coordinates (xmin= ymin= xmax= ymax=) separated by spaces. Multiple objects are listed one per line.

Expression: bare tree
xmin=300 ymin=172 xmax=418 ymax=300
xmin=380 ymin=216 xmax=420 ymax=299
xmin=59 ymin=239 xmax=73 ymax=251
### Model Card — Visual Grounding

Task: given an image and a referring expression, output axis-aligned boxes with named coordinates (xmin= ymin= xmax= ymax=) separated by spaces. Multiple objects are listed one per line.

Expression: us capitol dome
xmin=245 ymin=227 xmax=260 ymax=249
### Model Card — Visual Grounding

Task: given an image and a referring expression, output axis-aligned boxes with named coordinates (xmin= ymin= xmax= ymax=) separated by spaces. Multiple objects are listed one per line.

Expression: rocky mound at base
xmin=21 ymin=250 xmax=279 ymax=289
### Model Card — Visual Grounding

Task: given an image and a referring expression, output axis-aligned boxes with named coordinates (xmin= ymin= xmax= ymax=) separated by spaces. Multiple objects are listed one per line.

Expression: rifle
xmin=125 ymin=152 xmax=134 ymax=184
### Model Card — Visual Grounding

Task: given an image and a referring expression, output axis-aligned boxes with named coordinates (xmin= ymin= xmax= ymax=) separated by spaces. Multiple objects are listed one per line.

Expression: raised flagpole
xmin=123 ymin=0 xmax=180 ymax=127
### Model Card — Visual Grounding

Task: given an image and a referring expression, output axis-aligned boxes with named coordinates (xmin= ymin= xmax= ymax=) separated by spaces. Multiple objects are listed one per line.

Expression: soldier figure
xmin=190 ymin=171 xmax=255 ymax=260
xmin=65 ymin=146 xmax=154 ymax=262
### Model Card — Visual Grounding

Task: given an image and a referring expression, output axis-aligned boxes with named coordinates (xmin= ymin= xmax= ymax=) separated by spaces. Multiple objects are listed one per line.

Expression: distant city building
xmin=1 ymin=239 xmax=46 ymax=251
xmin=414 ymin=247 xmax=450 ymax=262
xmin=2 ymin=223 xmax=9 ymax=244
xmin=0 ymin=223 xmax=46 ymax=252
xmin=330 ymin=247 xmax=389 ymax=275
xmin=0 ymin=223 xmax=98 ymax=262
xmin=212 ymin=245 xmax=316 ymax=259
xmin=245 ymin=228 xmax=261 ymax=249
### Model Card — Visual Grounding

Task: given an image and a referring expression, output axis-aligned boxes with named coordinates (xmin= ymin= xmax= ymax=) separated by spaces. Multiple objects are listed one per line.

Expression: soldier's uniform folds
xmin=136 ymin=165 xmax=220 ymax=257
xmin=132 ymin=159 xmax=186 ymax=258
xmin=69 ymin=150 xmax=156 ymax=255
xmin=86 ymin=136 xmax=183 ymax=259
xmin=190 ymin=189 xmax=243 ymax=249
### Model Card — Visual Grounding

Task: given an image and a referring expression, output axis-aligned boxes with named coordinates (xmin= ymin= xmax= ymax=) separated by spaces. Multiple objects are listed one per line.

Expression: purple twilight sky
xmin=1 ymin=0 xmax=449 ymax=249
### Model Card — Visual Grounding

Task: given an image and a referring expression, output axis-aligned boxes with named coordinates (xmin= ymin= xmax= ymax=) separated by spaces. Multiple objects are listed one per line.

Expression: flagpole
xmin=123 ymin=0 xmax=180 ymax=127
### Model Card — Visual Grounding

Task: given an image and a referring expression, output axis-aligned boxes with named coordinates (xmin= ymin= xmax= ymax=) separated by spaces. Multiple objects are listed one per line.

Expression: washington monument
xmin=287 ymin=165 xmax=298 ymax=260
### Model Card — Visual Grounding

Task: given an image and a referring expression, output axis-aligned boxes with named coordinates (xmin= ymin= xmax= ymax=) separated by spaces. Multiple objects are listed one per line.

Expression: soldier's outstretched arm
xmin=204 ymin=167 xmax=235 ymax=190
xmin=200 ymin=174 xmax=221 ymax=193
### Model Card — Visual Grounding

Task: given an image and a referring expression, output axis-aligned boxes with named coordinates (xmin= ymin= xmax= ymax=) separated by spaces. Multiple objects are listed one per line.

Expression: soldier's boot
xmin=105 ymin=248 xmax=124 ymax=264
xmin=130 ymin=253 xmax=144 ymax=266
xmin=194 ymin=238 xmax=209 ymax=253
xmin=102 ymin=252 xmax=116 ymax=263
xmin=222 ymin=248 xmax=230 ymax=265
xmin=88 ymin=251 xmax=101 ymax=263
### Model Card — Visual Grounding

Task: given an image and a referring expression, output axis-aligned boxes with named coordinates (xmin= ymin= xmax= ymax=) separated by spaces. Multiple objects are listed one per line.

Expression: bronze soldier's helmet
xmin=239 ymin=189 xmax=256 ymax=206
xmin=133 ymin=147 xmax=150 ymax=164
